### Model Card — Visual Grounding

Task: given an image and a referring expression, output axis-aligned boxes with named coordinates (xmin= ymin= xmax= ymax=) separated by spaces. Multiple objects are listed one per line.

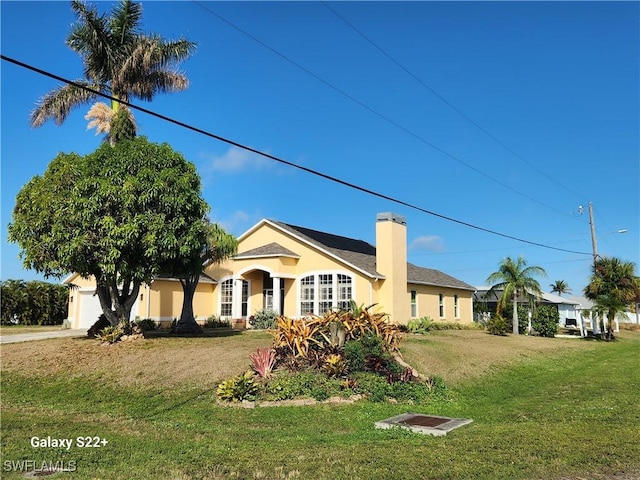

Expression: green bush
xmin=344 ymin=333 xmax=385 ymax=372
xmin=249 ymin=308 xmax=278 ymax=329
xmin=407 ymin=317 xmax=480 ymax=334
xmin=407 ymin=316 xmax=433 ymax=334
xmin=204 ymin=315 xmax=230 ymax=328
xmin=517 ymin=305 xmax=530 ymax=334
xmin=486 ymin=315 xmax=510 ymax=336
xmin=263 ymin=371 xmax=343 ymax=401
xmin=97 ymin=323 xmax=126 ymax=344
xmin=134 ymin=317 xmax=158 ymax=332
xmin=532 ymin=304 xmax=559 ymax=338
xmin=216 ymin=371 xmax=260 ymax=402
xmin=0 ymin=279 xmax=69 ymax=325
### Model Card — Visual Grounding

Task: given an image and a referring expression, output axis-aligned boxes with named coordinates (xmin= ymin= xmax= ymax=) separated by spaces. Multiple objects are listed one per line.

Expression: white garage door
xmin=78 ymin=292 xmax=104 ymax=329
xmin=78 ymin=292 xmax=140 ymax=329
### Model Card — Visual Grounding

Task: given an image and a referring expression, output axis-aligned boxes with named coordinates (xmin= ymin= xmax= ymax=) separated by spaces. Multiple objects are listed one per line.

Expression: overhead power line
xmin=322 ymin=1 xmax=584 ymax=202
xmin=1 ymin=54 xmax=592 ymax=257
xmin=191 ymin=1 xmax=576 ymax=219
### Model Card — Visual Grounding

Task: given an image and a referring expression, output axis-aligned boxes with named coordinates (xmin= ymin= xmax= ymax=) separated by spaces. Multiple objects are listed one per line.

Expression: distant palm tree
xmin=584 ymin=257 xmax=639 ymax=340
xmin=31 ymin=0 xmax=195 ymax=143
xmin=486 ymin=256 xmax=547 ymax=335
xmin=550 ymin=280 xmax=572 ymax=296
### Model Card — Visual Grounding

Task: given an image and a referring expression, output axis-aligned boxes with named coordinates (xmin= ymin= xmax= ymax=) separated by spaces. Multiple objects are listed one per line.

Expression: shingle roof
xmin=269 ymin=220 xmax=382 ymax=277
xmin=267 ymin=219 xmax=474 ymax=291
xmin=235 ymin=242 xmax=300 ymax=259
xmin=407 ymin=263 xmax=475 ymax=291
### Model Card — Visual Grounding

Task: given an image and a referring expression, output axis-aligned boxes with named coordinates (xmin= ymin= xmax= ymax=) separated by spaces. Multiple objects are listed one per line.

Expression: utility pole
xmin=588 ymin=201 xmax=598 ymax=265
xmin=586 ymin=201 xmax=601 ymax=336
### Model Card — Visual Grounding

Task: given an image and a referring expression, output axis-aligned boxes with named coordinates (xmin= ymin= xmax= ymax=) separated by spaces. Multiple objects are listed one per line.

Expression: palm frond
xmin=67 ymin=1 xmax=113 ymax=84
xmin=30 ymin=81 xmax=101 ymax=127
xmin=109 ymin=0 xmax=143 ymax=46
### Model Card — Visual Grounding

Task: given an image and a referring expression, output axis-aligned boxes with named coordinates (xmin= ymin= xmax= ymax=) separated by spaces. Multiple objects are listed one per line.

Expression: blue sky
xmin=1 ymin=1 xmax=638 ymax=295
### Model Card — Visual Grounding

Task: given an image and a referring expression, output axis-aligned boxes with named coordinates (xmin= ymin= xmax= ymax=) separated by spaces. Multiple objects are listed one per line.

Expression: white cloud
xmin=207 ymin=146 xmax=272 ymax=173
xmin=409 ymin=235 xmax=445 ymax=253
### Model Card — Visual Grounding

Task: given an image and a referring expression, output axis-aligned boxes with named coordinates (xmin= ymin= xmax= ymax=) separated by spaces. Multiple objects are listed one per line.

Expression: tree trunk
xmin=96 ymin=281 xmax=118 ymax=326
xmin=606 ymin=310 xmax=615 ymax=341
xmin=173 ymin=275 xmax=203 ymax=334
xmin=512 ymin=291 xmax=519 ymax=335
xmin=599 ymin=315 xmax=606 ymax=340
xmin=95 ymin=277 xmax=139 ymax=326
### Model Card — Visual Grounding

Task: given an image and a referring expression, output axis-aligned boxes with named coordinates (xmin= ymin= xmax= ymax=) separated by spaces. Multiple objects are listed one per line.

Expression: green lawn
xmin=1 ymin=331 xmax=639 ymax=479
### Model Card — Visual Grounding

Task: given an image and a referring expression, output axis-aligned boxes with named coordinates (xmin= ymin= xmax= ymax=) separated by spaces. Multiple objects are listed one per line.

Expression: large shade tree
xmin=486 ymin=256 xmax=547 ymax=335
xmin=584 ymin=256 xmax=640 ymax=340
xmin=8 ymin=137 xmax=208 ymax=327
xmin=30 ymin=0 xmax=195 ymax=142
xmin=166 ymin=222 xmax=238 ymax=334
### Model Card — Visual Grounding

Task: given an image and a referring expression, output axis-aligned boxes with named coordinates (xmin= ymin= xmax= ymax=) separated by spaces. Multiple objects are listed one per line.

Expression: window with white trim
xmin=242 ymin=281 xmax=249 ymax=317
xmin=410 ymin=290 xmax=417 ymax=318
xmin=300 ymin=275 xmax=315 ymax=315
xmin=454 ymin=294 xmax=459 ymax=319
xmin=439 ymin=293 xmax=445 ymax=318
xmin=220 ymin=279 xmax=233 ymax=317
xmin=299 ymin=272 xmax=354 ymax=315
xmin=220 ymin=278 xmax=249 ymax=318
xmin=319 ymin=274 xmax=333 ymax=314
xmin=337 ymin=274 xmax=352 ymax=311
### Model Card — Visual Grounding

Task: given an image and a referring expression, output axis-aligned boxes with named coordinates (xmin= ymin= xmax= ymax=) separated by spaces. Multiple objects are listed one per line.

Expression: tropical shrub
xmin=517 ymin=305 xmax=531 ymax=334
xmin=248 ymin=308 xmax=278 ymax=329
xmin=96 ymin=323 xmax=126 ymax=344
xmin=532 ymin=304 xmax=559 ymax=338
xmin=134 ymin=318 xmax=158 ymax=332
xmin=263 ymin=371 xmax=345 ymax=401
xmin=0 ymin=280 xmax=69 ymax=325
xmin=249 ymin=347 xmax=277 ymax=378
xmin=325 ymin=304 xmax=402 ymax=351
xmin=216 ymin=371 xmax=260 ymax=402
xmin=88 ymin=314 xmax=112 ymax=338
xmin=407 ymin=317 xmax=480 ymax=334
xmin=486 ymin=315 xmax=510 ymax=336
xmin=270 ymin=316 xmax=325 ymax=360
xmin=203 ymin=315 xmax=229 ymax=328
xmin=343 ymin=333 xmax=402 ymax=376
xmin=215 ymin=307 xmax=442 ymax=405
xmin=321 ymin=354 xmax=348 ymax=378
xmin=407 ymin=316 xmax=433 ymax=334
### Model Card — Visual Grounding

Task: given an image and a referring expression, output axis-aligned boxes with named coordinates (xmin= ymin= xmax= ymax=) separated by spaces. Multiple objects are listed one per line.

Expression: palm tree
xmin=173 ymin=222 xmax=238 ymax=334
xmin=486 ymin=256 xmax=547 ymax=335
xmin=550 ymin=280 xmax=572 ymax=296
xmin=584 ymin=257 xmax=640 ymax=340
xmin=31 ymin=0 xmax=195 ymax=142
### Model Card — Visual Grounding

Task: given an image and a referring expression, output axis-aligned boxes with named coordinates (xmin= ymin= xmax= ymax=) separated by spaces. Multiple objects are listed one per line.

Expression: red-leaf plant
xmin=249 ymin=347 xmax=276 ymax=378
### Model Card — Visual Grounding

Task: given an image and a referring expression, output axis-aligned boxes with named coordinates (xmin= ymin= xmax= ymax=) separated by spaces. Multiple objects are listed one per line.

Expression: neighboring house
xmin=65 ymin=212 xmax=476 ymax=328
xmin=474 ymin=287 xmax=581 ymax=327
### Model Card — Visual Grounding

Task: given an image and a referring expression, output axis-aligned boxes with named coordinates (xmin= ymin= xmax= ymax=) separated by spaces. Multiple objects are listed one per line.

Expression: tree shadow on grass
xmin=144 ymin=328 xmax=245 ymax=340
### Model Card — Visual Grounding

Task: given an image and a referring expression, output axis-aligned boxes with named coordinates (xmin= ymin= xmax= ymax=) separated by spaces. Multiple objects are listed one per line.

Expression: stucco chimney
xmin=375 ymin=212 xmax=409 ymax=322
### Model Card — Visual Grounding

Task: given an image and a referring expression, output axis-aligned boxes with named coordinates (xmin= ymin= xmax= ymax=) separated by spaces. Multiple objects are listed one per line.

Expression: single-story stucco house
xmin=474 ymin=287 xmax=582 ymax=326
xmin=65 ymin=212 xmax=476 ymax=329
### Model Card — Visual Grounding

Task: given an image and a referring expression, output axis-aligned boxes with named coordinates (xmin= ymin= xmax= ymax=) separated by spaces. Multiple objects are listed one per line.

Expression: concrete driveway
xmin=0 ymin=329 xmax=87 ymax=344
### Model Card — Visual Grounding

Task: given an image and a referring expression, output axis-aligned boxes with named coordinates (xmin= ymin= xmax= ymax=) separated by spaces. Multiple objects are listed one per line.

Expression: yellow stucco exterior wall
xmin=409 ymin=284 xmax=474 ymax=323
xmin=206 ymin=222 xmax=376 ymax=319
xmin=64 ymin=216 xmax=475 ymax=328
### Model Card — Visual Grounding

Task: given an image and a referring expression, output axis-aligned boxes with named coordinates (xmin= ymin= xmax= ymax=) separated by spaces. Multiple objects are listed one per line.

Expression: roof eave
xmin=409 ymin=280 xmax=476 ymax=291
